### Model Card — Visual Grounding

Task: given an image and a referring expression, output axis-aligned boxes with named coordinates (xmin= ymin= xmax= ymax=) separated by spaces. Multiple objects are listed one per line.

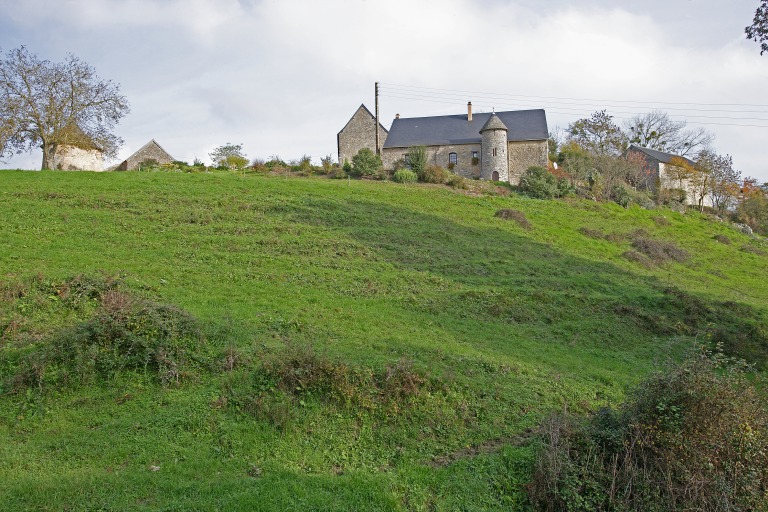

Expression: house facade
xmin=337 ymin=104 xmax=389 ymax=166
xmin=337 ymin=102 xmax=548 ymax=185
xmin=626 ymin=145 xmax=713 ymax=207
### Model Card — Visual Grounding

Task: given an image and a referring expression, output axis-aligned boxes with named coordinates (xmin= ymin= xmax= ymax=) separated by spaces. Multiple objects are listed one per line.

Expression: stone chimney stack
xmin=395 ymin=113 xmax=400 ymax=119
xmin=467 ymin=102 xmax=473 ymax=122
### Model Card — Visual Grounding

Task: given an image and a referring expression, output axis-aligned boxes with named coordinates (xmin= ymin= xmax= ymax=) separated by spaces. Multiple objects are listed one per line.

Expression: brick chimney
xmin=467 ymin=101 xmax=472 ymax=122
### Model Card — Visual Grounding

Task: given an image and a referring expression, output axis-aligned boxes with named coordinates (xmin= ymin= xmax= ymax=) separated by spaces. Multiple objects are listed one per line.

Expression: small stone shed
xmin=114 ymin=139 xmax=175 ymax=171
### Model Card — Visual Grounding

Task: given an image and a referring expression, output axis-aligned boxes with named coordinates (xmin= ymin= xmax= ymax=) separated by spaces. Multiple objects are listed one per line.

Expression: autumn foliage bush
xmin=529 ymin=348 xmax=768 ymax=511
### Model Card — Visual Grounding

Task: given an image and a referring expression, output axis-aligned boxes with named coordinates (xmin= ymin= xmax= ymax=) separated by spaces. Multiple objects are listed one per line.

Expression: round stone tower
xmin=480 ymin=113 xmax=509 ymax=182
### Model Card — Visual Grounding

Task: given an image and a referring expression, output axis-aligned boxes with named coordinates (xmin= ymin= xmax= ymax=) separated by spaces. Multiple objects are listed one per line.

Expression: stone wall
xmin=338 ymin=106 xmax=388 ymax=165
xmin=507 ymin=140 xmax=548 ymax=185
xmin=383 ymin=140 xmax=547 ymax=184
xmin=53 ymin=146 xmax=104 ymax=171
xmin=481 ymin=129 xmax=509 ymax=182
xmin=382 ymin=143 xmax=482 ymax=178
xmin=117 ymin=140 xmax=175 ymax=171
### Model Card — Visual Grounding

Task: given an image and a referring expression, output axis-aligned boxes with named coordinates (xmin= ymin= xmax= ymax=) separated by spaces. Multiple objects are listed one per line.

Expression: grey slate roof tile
xmin=383 ymin=109 xmax=547 ymax=149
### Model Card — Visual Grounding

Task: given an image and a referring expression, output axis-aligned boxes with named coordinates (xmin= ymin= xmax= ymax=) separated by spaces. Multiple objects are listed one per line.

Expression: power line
xmin=379 ymin=89 xmax=768 ymax=129
xmin=380 ymin=82 xmax=768 ymax=109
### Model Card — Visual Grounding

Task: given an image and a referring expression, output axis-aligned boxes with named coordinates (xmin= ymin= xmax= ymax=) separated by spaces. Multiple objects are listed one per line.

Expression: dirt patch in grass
xmin=714 ymin=234 xmax=731 ymax=245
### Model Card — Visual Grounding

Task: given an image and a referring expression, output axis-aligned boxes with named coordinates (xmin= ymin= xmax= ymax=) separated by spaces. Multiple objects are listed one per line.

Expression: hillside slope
xmin=0 ymin=171 xmax=766 ymax=511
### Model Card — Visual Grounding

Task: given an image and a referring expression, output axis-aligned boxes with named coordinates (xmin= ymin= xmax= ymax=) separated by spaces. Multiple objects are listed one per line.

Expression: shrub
xmin=657 ymin=187 xmax=687 ymax=206
xmin=407 ymin=145 xmax=427 ymax=178
xmin=530 ymin=349 xmax=768 ymax=511
xmin=652 ymin=215 xmax=670 ymax=226
xmin=495 ymin=209 xmax=532 ymax=230
xmin=520 ymin=166 xmax=558 ymax=199
xmin=5 ymin=281 xmax=204 ymax=390
xmin=742 ymin=244 xmax=767 ymax=256
xmin=393 ymin=169 xmax=417 ymax=184
xmin=714 ymin=234 xmax=731 ymax=244
xmin=351 ymin=148 xmax=382 ymax=178
xmin=421 ymin=164 xmax=449 ymax=184
xmin=329 ymin=165 xmax=348 ymax=179
xmin=446 ymin=174 xmax=468 ymax=189
xmin=631 ymin=236 xmax=690 ymax=264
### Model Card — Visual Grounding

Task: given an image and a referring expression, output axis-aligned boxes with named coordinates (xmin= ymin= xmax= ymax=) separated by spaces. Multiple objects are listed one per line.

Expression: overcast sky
xmin=1 ymin=0 xmax=767 ymax=181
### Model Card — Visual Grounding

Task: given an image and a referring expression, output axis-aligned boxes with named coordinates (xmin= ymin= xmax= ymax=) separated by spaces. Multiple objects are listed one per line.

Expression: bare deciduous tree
xmin=566 ymin=110 xmax=627 ymax=156
xmin=0 ymin=46 xmax=129 ymax=169
xmin=625 ymin=110 xmax=714 ymax=158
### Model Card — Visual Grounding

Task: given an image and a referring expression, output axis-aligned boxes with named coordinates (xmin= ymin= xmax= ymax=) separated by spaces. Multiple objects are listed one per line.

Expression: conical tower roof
xmin=479 ymin=112 xmax=508 ymax=133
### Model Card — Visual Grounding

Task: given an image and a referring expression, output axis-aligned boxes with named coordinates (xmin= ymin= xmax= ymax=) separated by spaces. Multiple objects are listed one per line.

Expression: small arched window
xmin=448 ymin=152 xmax=458 ymax=165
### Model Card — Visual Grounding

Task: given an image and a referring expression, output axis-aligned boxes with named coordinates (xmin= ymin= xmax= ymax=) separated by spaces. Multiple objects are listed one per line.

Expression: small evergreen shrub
xmin=393 ymin=169 xmax=417 ymax=184
xmin=351 ymin=148 xmax=382 ymax=178
xmin=519 ymin=166 xmax=558 ymax=199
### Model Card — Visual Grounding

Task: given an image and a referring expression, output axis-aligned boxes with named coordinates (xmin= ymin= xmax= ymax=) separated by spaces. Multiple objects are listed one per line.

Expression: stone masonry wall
xmin=382 ymin=144 xmax=482 ymax=178
xmin=659 ymin=162 xmax=714 ymax=208
xmin=338 ymin=107 xmax=388 ymax=165
xmin=53 ymin=146 xmax=104 ymax=171
xmin=481 ymin=130 xmax=509 ymax=182
xmin=118 ymin=142 xmax=175 ymax=171
xmin=507 ymin=140 xmax=548 ymax=185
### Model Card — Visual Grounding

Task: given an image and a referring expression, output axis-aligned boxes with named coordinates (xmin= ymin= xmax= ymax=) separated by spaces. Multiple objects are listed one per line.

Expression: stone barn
xmin=114 ymin=139 xmax=175 ymax=171
xmin=337 ymin=104 xmax=389 ymax=165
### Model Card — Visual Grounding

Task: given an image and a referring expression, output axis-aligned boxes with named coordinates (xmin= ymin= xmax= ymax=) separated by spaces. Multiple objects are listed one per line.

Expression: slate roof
xmin=383 ymin=109 xmax=547 ymax=149
xmin=480 ymin=113 xmax=508 ymax=132
xmin=628 ymin=145 xmax=694 ymax=166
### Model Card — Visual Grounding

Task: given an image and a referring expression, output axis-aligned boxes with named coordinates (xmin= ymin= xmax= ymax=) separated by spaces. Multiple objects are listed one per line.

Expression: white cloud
xmin=0 ymin=0 xmax=766 ymax=179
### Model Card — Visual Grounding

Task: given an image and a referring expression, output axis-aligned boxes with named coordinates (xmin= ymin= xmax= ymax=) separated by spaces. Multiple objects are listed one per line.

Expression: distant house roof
xmin=628 ymin=145 xmax=694 ymax=166
xmin=114 ymin=139 xmax=175 ymax=171
xmin=383 ymin=109 xmax=547 ymax=149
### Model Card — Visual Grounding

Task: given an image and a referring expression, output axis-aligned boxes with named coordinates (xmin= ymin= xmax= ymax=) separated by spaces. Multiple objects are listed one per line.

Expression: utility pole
xmin=375 ymin=81 xmax=380 ymax=156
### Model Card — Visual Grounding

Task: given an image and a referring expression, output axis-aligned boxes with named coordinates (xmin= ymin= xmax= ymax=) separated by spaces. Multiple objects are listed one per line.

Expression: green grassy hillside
xmin=0 ymin=170 xmax=766 ymax=511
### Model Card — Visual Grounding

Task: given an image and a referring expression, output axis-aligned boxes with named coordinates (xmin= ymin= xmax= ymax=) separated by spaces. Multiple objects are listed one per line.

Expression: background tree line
xmin=544 ymin=109 xmax=767 ymax=235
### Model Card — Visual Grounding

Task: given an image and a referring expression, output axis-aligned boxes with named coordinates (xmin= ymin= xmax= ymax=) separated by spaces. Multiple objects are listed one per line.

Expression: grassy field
xmin=0 ymin=170 xmax=766 ymax=511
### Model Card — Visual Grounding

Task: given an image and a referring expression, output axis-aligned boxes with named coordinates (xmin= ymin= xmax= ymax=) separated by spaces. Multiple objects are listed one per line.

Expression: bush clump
xmin=393 ymin=169 xmax=417 ymax=184
xmin=4 ymin=277 xmax=204 ymax=391
xmin=495 ymin=209 xmax=532 ymax=230
xmin=519 ymin=166 xmax=568 ymax=199
xmin=631 ymin=236 xmax=690 ymax=264
xmin=446 ymin=174 xmax=468 ymax=189
xmin=714 ymin=234 xmax=732 ymax=245
xmin=420 ymin=164 xmax=449 ymax=184
xmin=530 ymin=349 xmax=768 ymax=511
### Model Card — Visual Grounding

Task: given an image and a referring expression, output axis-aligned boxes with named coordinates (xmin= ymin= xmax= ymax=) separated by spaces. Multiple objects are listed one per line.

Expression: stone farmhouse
xmin=113 ymin=139 xmax=175 ymax=171
xmin=626 ymin=145 xmax=713 ymax=207
xmin=338 ymin=102 xmax=549 ymax=185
